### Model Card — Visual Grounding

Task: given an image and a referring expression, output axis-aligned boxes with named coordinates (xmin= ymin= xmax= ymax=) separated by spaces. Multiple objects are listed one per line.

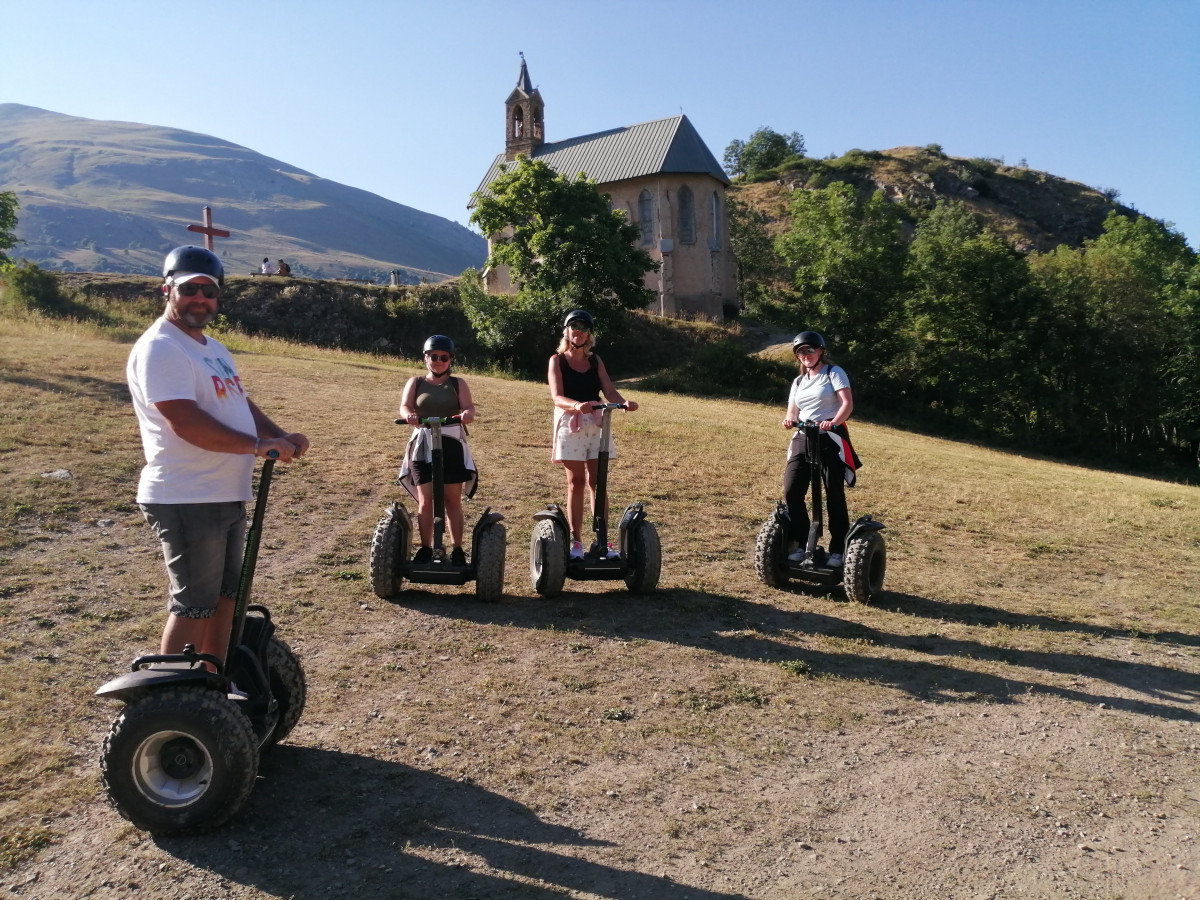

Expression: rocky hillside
xmin=0 ymin=104 xmax=486 ymax=282
xmin=732 ymin=145 xmax=1137 ymax=251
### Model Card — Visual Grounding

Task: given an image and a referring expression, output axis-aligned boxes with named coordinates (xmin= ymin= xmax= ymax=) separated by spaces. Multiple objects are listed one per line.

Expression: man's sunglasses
xmin=426 ymin=353 xmax=452 ymax=363
xmin=176 ymin=282 xmax=220 ymax=299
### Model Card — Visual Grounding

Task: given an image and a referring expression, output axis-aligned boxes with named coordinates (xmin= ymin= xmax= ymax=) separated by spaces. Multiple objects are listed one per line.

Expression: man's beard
xmin=179 ymin=306 xmax=215 ymax=328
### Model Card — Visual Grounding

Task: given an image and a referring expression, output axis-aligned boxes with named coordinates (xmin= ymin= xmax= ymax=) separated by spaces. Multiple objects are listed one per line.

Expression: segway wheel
xmin=474 ymin=522 xmax=507 ymax=603
xmin=264 ymin=636 xmax=306 ymax=747
xmin=843 ymin=531 xmax=886 ymax=604
xmin=529 ymin=518 xmax=567 ymax=598
xmin=623 ymin=520 xmax=662 ymax=593
xmin=369 ymin=506 xmax=407 ymax=599
xmin=753 ymin=515 xmax=789 ymax=588
xmin=100 ymin=685 xmax=258 ymax=835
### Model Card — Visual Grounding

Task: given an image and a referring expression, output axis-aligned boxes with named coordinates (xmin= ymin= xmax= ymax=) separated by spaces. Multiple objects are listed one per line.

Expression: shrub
xmin=0 ymin=263 xmax=96 ymax=320
xmin=638 ymin=341 xmax=794 ymax=403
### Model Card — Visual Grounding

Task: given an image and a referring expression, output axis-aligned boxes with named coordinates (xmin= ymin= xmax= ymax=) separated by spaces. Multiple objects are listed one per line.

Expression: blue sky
xmin=4 ymin=0 xmax=1198 ymax=248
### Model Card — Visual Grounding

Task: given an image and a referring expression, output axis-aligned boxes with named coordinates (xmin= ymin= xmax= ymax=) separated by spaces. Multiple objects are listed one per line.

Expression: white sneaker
xmin=825 ymin=553 xmax=843 ymax=568
xmin=227 ymin=682 xmax=249 ymax=700
xmin=570 ymin=540 xmax=585 ymax=559
xmin=787 ymin=548 xmax=806 ymax=563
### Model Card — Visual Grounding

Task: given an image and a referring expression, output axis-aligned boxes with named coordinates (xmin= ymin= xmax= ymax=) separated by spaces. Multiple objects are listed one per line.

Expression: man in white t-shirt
xmin=127 ymin=246 xmax=310 ymax=669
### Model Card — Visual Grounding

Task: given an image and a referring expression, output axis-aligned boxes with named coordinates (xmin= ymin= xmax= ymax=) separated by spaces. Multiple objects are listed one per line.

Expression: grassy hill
xmin=1 ymin=315 xmax=1198 ymax=898
xmin=0 ymin=103 xmax=486 ymax=282
xmin=731 ymin=144 xmax=1138 ymax=251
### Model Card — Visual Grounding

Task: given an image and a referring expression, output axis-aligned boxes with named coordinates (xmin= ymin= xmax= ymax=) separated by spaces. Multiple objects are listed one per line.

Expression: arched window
xmin=678 ymin=186 xmax=695 ymax=244
xmin=513 ymin=107 xmax=524 ymax=139
xmin=710 ymin=192 xmax=722 ymax=248
xmin=532 ymin=108 xmax=543 ymax=140
xmin=638 ymin=190 xmax=654 ymax=245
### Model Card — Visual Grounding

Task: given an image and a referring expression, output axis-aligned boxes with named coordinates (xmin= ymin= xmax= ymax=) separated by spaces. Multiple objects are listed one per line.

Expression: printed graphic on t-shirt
xmin=204 ymin=356 xmax=245 ymax=401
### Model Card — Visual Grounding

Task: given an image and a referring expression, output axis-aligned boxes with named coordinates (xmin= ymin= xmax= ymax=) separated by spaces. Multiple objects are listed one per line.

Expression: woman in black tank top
xmin=398 ymin=335 xmax=476 ymax=565
xmin=547 ymin=310 xmax=640 ymax=558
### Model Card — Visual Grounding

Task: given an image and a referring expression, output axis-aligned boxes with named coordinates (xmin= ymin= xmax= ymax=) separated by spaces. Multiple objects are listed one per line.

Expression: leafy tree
xmin=900 ymin=201 xmax=1033 ymax=437
xmin=1076 ymin=214 xmax=1199 ymax=460
xmin=773 ymin=182 xmax=906 ymax=371
xmin=0 ymin=191 xmax=19 ymax=270
xmin=469 ymin=156 xmax=657 ymax=320
xmin=726 ymin=196 xmax=784 ymax=312
xmin=723 ymin=128 xmax=806 ymax=178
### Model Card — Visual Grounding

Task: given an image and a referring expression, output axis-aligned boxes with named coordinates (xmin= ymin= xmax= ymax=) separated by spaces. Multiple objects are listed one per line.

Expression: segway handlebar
xmin=393 ymin=415 xmax=465 ymax=426
xmin=583 ymin=402 xmax=629 ymax=411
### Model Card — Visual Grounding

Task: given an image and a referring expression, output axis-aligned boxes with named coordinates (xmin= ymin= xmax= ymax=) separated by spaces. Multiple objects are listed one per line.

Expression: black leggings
xmin=783 ymin=445 xmax=848 ymax=554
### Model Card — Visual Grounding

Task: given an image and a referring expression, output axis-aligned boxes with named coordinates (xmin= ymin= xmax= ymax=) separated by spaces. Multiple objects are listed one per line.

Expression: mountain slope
xmin=0 ymin=103 xmax=485 ymax=281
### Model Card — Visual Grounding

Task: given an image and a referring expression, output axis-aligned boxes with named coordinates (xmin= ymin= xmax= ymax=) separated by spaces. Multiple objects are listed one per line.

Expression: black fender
xmin=845 ymin=514 xmax=886 ymax=545
xmin=471 ymin=506 xmax=505 ymax=545
xmin=96 ymin=665 xmax=222 ymax=702
xmin=617 ymin=502 xmax=649 ymax=561
xmin=532 ymin=504 xmax=569 ymax=536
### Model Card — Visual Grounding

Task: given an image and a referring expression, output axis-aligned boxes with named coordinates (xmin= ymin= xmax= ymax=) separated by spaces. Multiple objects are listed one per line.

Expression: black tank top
xmin=558 ymin=354 xmax=602 ymax=403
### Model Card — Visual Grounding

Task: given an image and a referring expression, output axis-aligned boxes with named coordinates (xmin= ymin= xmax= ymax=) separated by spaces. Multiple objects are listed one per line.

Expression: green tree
xmin=723 ymin=128 xmax=806 ymax=178
xmin=0 ymin=191 xmax=19 ymax=270
xmin=469 ymin=156 xmax=657 ymax=318
xmin=726 ymin=196 xmax=784 ymax=313
xmin=773 ymin=182 xmax=906 ymax=368
xmin=901 ymin=201 xmax=1033 ymax=437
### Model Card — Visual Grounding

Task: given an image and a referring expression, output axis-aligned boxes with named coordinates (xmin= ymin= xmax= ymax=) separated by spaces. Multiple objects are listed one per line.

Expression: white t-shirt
xmin=789 ymin=364 xmax=851 ymax=423
xmin=127 ymin=317 xmax=256 ymax=504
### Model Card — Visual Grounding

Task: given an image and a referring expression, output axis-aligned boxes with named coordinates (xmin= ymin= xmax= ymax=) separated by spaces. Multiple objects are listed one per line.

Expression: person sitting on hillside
xmin=276 ymin=259 xmax=291 ymax=277
xmin=396 ymin=335 xmax=477 ymax=565
xmin=260 ymin=257 xmax=277 ymax=276
xmin=781 ymin=330 xmax=858 ymax=568
xmin=547 ymin=309 xmax=638 ymax=559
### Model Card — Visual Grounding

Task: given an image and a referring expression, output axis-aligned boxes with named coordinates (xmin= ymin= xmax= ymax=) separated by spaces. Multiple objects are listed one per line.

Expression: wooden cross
xmin=186 ymin=206 xmax=231 ymax=251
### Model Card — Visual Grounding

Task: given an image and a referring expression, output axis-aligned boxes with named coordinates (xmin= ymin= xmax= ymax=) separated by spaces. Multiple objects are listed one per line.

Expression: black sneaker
xmin=412 ymin=546 xmax=433 ymax=564
xmin=450 ymin=547 xmax=467 ymax=566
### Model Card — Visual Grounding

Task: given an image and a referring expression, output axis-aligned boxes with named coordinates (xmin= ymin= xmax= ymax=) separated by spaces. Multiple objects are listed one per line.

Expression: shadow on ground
xmin=394 ymin=585 xmax=1200 ymax=723
xmin=158 ymin=745 xmax=747 ymax=899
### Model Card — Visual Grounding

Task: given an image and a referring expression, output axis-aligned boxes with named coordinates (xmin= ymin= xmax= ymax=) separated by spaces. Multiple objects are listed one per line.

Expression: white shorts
xmin=552 ymin=410 xmax=616 ymax=463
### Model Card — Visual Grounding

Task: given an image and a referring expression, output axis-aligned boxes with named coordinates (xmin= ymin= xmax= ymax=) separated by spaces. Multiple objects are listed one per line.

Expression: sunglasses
xmin=176 ymin=282 xmax=219 ymax=299
xmin=426 ymin=353 xmax=452 ymax=363
xmin=796 ymin=346 xmax=820 ymax=356
xmin=567 ymin=322 xmax=591 ymax=332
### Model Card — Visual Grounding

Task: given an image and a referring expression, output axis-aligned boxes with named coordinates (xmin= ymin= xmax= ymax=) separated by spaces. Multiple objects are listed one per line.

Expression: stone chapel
xmin=472 ymin=55 xmax=737 ymax=321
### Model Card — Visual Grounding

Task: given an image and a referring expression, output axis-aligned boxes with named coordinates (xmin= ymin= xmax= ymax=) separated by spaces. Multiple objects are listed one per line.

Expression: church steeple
xmin=505 ymin=52 xmax=544 ymax=162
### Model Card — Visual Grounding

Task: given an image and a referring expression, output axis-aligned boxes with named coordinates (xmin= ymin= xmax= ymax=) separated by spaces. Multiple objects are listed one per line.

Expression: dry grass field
xmin=1 ymin=316 xmax=1198 ymax=900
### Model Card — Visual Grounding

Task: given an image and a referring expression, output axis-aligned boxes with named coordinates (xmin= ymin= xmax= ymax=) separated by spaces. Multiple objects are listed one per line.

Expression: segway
xmin=529 ymin=402 xmax=661 ymax=597
xmin=370 ymin=415 xmax=506 ymax=602
xmin=754 ymin=421 xmax=886 ymax=602
xmin=96 ymin=453 xmax=306 ymax=835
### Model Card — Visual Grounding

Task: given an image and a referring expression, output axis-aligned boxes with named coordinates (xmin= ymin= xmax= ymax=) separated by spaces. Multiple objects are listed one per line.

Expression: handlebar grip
xmin=266 ymin=449 xmax=280 ymax=459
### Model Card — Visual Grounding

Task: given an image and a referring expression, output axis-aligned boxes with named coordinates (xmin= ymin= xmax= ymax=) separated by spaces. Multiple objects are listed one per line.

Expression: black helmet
xmin=423 ymin=335 xmax=455 ymax=355
xmin=563 ymin=309 xmax=594 ymax=330
xmin=163 ymin=246 xmax=224 ymax=287
xmin=792 ymin=331 xmax=826 ymax=352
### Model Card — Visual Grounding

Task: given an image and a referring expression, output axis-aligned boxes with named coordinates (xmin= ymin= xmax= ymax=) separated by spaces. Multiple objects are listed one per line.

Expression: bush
xmin=0 ymin=263 xmax=98 ymax=320
xmin=638 ymin=341 xmax=794 ymax=403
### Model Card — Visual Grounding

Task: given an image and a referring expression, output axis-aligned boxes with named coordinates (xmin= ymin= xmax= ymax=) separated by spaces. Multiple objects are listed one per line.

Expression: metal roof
xmin=471 ymin=114 xmax=730 ymax=204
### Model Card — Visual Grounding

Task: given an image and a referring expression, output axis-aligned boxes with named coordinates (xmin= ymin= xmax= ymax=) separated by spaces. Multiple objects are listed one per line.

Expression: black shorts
xmin=412 ymin=436 xmax=470 ymax=484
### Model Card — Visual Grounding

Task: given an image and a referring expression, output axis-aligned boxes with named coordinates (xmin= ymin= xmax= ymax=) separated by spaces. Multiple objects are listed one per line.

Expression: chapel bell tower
xmin=504 ymin=52 xmax=545 ymax=162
